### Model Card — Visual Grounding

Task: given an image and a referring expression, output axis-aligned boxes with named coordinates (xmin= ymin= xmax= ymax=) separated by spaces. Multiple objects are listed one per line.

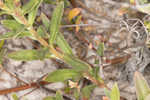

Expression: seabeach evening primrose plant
xmin=2 ymin=0 xmax=150 ymax=100
xmin=0 ymin=0 xmax=110 ymax=99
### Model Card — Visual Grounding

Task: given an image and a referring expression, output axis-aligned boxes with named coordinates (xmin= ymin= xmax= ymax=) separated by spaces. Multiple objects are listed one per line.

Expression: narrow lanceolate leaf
xmin=37 ymin=26 xmax=49 ymax=38
xmin=1 ymin=19 xmax=26 ymax=39
xmin=22 ymin=0 xmax=40 ymax=15
xmin=56 ymin=33 xmax=73 ymax=55
xmin=82 ymin=85 xmax=96 ymax=99
xmin=74 ymin=89 xmax=80 ymax=100
xmin=63 ymin=54 xmax=91 ymax=72
xmin=56 ymin=91 xmax=64 ymax=100
xmin=0 ymin=31 xmax=33 ymax=40
xmin=97 ymin=42 xmax=104 ymax=56
xmin=41 ymin=13 xmax=50 ymax=31
xmin=0 ymin=40 xmax=5 ymax=50
xmin=28 ymin=7 xmax=38 ymax=26
xmin=4 ymin=0 xmax=15 ymax=10
xmin=45 ymin=69 xmax=80 ymax=82
xmin=49 ymin=2 xmax=64 ymax=45
xmin=8 ymin=48 xmax=51 ymax=61
xmin=0 ymin=11 xmax=9 ymax=16
xmin=1 ymin=20 xmax=24 ymax=32
xmin=43 ymin=0 xmax=57 ymax=5
xmin=17 ymin=31 xmax=33 ymax=38
xmin=28 ymin=0 xmax=43 ymax=25
xmin=0 ymin=30 xmax=30 ymax=40
xmin=0 ymin=32 xmax=18 ymax=40
xmin=104 ymin=88 xmax=111 ymax=99
xmin=134 ymin=71 xmax=150 ymax=100
xmin=12 ymin=94 xmax=19 ymax=100
xmin=110 ymin=83 xmax=120 ymax=100
xmin=0 ymin=48 xmax=7 ymax=64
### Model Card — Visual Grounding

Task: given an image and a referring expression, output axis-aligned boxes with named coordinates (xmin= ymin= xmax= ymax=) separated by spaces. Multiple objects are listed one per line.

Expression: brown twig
xmin=0 ymin=81 xmax=50 ymax=95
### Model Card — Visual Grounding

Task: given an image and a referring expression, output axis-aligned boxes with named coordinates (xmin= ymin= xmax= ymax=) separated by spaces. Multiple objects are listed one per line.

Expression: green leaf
xmin=37 ymin=26 xmax=49 ymax=38
xmin=74 ymin=89 xmax=80 ymax=100
xmin=88 ymin=67 xmax=104 ymax=84
xmin=89 ymin=66 xmax=99 ymax=79
xmin=0 ymin=32 xmax=17 ymax=40
xmin=1 ymin=20 xmax=24 ymax=32
xmin=0 ymin=48 xmax=7 ymax=64
xmin=97 ymin=42 xmax=104 ymax=56
xmin=43 ymin=0 xmax=57 ymax=4
xmin=28 ymin=7 xmax=38 ymax=26
xmin=4 ymin=0 xmax=15 ymax=10
xmin=56 ymin=33 xmax=73 ymax=55
xmin=134 ymin=71 xmax=150 ymax=100
xmin=104 ymin=88 xmax=111 ymax=99
xmin=17 ymin=31 xmax=33 ymax=38
xmin=63 ymin=54 xmax=91 ymax=72
xmin=0 ymin=40 xmax=5 ymax=50
xmin=49 ymin=1 xmax=64 ymax=45
xmin=82 ymin=85 xmax=96 ymax=99
xmin=17 ymin=29 xmax=47 ymax=40
xmin=22 ymin=0 xmax=40 ymax=15
xmin=41 ymin=13 xmax=50 ymax=31
xmin=43 ymin=96 xmax=56 ymax=100
xmin=45 ymin=69 xmax=80 ymax=82
xmin=8 ymin=48 xmax=52 ymax=61
xmin=1 ymin=31 xmax=34 ymax=40
xmin=0 ymin=30 xmax=31 ymax=40
xmin=110 ymin=83 xmax=120 ymax=100
xmin=28 ymin=0 xmax=43 ymax=25
xmin=56 ymin=91 xmax=64 ymax=100
xmin=0 ymin=19 xmax=25 ymax=40
xmin=44 ymin=0 xmax=70 ymax=7
xmin=63 ymin=0 xmax=70 ymax=7
xmin=12 ymin=94 xmax=19 ymax=100
xmin=0 ymin=11 xmax=9 ymax=16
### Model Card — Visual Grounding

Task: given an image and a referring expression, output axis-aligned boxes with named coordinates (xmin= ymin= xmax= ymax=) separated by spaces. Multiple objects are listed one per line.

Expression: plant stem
xmin=0 ymin=81 xmax=50 ymax=95
xmin=29 ymin=27 xmax=49 ymax=47
xmin=84 ymin=72 xmax=110 ymax=90
xmin=12 ymin=8 xmax=63 ymax=59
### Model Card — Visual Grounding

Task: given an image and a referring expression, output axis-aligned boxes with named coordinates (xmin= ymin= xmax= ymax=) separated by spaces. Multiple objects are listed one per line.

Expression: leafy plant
xmin=104 ymin=83 xmax=120 ymax=100
xmin=1 ymin=0 xmax=150 ymax=100
xmin=134 ymin=71 xmax=150 ymax=100
xmin=0 ymin=0 xmax=106 ymax=99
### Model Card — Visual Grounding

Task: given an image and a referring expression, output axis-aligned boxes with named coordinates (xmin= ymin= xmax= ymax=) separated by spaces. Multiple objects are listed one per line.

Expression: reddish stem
xmin=0 ymin=81 xmax=50 ymax=95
